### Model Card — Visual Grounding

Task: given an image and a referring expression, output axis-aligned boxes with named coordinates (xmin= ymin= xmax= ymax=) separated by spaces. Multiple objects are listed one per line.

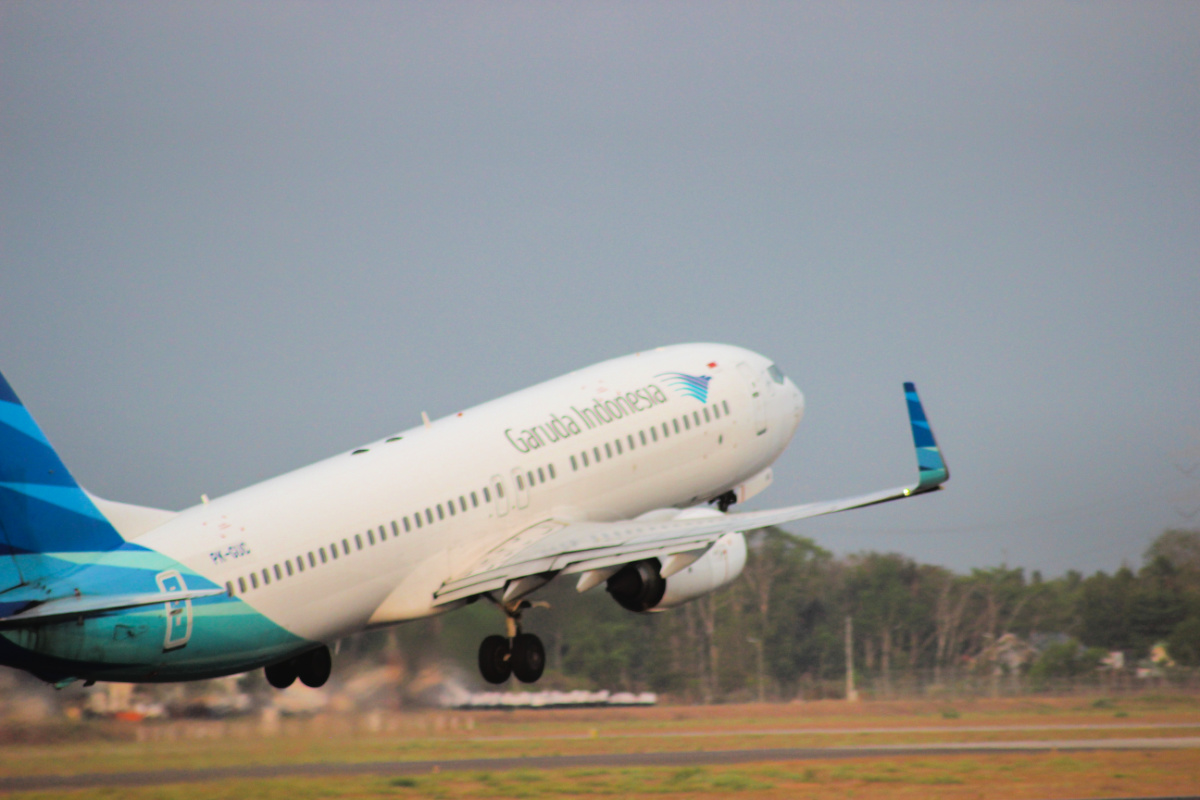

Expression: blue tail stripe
xmin=0 ymin=420 xmax=79 ymax=489
xmin=0 ymin=483 xmax=108 ymax=521
xmin=0 ymin=401 xmax=51 ymax=444
xmin=0 ymin=374 xmax=20 ymax=406
xmin=0 ymin=372 xmax=125 ymax=585
xmin=0 ymin=487 xmax=123 ymax=553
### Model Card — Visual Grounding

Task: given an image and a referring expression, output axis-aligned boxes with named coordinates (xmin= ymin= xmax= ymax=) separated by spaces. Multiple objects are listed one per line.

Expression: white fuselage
xmin=138 ymin=344 xmax=804 ymax=646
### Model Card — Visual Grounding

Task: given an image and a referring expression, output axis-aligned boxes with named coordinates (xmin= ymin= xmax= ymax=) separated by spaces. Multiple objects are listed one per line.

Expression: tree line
xmin=353 ymin=528 xmax=1200 ymax=702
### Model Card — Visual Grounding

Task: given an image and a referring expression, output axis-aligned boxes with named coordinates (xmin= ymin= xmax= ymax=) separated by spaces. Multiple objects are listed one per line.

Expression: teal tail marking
xmin=903 ymin=382 xmax=949 ymax=493
xmin=0 ymin=371 xmax=125 ymax=591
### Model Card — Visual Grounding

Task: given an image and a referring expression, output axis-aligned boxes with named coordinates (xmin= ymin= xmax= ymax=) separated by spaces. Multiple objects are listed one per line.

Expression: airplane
xmin=0 ymin=343 xmax=948 ymax=689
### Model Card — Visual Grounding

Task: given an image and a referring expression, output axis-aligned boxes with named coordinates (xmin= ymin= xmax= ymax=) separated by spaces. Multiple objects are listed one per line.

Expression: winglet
xmin=903 ymin=382 xmax=949 ymax=493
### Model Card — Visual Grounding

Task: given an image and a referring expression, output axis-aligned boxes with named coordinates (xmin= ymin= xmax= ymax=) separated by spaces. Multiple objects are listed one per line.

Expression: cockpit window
xmin=766 ymin=364 xmax=786 ymax=384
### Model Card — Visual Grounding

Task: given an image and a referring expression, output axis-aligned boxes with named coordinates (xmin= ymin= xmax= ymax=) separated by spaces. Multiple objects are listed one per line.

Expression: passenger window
xmin=673 ymin=419 xmax=680 ymax=434
xmin=495 ymin=482 xmax=505 ymax=498
xmin=483 ymin=486 xmax=492 ymax=502
xmin=471 ymin=491 xmax=479 ymax=507
xmin=548 ymin=464 xmax=556 ymax=479
xmin=429 ymin=507 xmax=437 ymax=523
xmin=274 ymin=564 xmax=282 ymax=580
xmin=308 ymin=552 xmax=316 ymax=568
xmin=641 ymin=430 xmax=648 ymax=445
xmin=604 ymin=443 xmax=612 ymax=458
xmin=516 ymin=474 xmax=525 ymax=490
xmin=537 ymin=467 xmax=545 ymax=483
xmin=448 ymin=500 xmax=456 ymax=516
xmin=330 ymin=544 xmax=338 ymax=560
xmin=415 ymin=513 xmax=423 ymax=529
xmin=285 ymin=561 xmax=293 ymax=577
xmin=593 ymin=447 xmax=601 ymax=462
xmin=262 ymin=569 xmax=270 ymax=586
xmin=693 ymin=411 xmax=701 ymax=426
xmin=581 ymin=451 xmax=589 ymax=467
xmin=571 ymin=455 xmax=578 ymax=471
xmin=238 ymin=577 xmax=247 ymax=593
xmin=713 ymin=404 xmax=720 ymax=419
xmin=226 ymin=581 xmax=234 ymax=596
xmin=402 ymin=517 xmax=410 ymax=533
xmin=250 ymin=573 xmax=259 ymax=589
xmin=703 ymin=407 xmax=711 ymax=423
xmin=460 ymin=496 xmax=467 ymax=511
xmin=651 ymin=427 xmax=658 ymax=442
xmin=341 ymin=539 xmax=349 ymax=555
xmin=614 ymin=439 xmax=622 ymax=455
xmin=683 ymin=416 xmax=691 ymax=430
xmin=628 ymin=434 xmax=635 ymax=450
xmin=723 ymin=400 xmax=731 ymax=414
xmin=390 ymin=521 xmax=399 ymax=537
xmin=663 ymin=422 xmax=670 ymax=437
xmin=367 ymin=529 xmax=376 ymax=545
xmin=355 ymin=534 xmax=362 ymax=550
xmin=527 ymin=470 xmax=535 ymax=487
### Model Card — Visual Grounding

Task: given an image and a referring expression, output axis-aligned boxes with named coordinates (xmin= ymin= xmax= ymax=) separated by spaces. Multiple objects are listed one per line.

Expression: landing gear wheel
xmin=510 ymin=633 xmax=545 ymax=683
xmin=296 ymin=646 xmax=332 ymax=688
xmin=478 ymin=635 xmax=512 ymax=684
xmin=264 ymin=660 xmax=297 ymax=689
xmin=712 ymin=490 xmax=737 ymax=512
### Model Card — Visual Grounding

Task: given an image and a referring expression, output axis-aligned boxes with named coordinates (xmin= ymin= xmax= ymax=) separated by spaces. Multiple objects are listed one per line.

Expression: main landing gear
xmin=264 ymin=645 xmax=332 ymax=689
xmin=477 ymin=598 xmax=546 ymax=684
xmin=711 ymin=490 xmax=737 ymax=512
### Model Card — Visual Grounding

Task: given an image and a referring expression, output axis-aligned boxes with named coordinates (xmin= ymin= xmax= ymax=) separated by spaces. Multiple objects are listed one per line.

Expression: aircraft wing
xmin=433 ymin=382 xmax=948 ymax=606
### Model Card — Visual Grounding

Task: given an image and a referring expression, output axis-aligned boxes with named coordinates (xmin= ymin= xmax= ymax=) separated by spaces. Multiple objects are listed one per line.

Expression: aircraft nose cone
xmin=790 ymin=381 xmax=805 ymax=423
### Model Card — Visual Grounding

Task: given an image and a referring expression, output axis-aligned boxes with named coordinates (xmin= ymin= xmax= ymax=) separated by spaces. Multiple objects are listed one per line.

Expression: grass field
xmin=2 ymin=695 xmax=1198 ymax=798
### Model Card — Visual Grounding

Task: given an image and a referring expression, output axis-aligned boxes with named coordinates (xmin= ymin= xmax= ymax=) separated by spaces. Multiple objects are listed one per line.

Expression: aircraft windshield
xmin=766 ymin=364 xmax=785 ymax=384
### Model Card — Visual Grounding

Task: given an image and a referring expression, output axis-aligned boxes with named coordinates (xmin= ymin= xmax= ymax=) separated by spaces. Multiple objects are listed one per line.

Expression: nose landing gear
xmin=710 ymin=490 xmax=737 ymax=512
xmin=477 ymin=597 xmax=546 ymax=684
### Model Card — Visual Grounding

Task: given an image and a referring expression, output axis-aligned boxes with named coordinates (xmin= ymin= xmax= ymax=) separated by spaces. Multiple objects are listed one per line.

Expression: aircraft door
xmin=156 ymin=570 xmax=193 ymax=651
xmin=737 ymin=362 xmax=768 ymax=436
xmin=490 ymin=474 xmax=509 ymax=517
xmin=511 ymin=467 xmax=531 ymax=510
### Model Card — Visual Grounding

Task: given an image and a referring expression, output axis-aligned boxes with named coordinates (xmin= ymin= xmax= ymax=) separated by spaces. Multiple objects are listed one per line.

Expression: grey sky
xmin=2 ymin=3 xmax=1197 ymax=577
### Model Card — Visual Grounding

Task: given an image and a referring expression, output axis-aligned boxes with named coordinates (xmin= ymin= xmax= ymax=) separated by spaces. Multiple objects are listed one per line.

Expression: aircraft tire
xmin=510 ymin=633 xmax=545 ymax=683
xmin=265 ymin=660 xmax=297 ymax=689
xmin=478 ymin=635 xmax=512 ymax=684
xmin=297 ymin=646 xmax=332 ymax=688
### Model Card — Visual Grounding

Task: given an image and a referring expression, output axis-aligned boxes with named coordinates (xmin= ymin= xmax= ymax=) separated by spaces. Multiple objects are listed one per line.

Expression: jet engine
xmin=605 ymin=508 xmax=747 ymax=613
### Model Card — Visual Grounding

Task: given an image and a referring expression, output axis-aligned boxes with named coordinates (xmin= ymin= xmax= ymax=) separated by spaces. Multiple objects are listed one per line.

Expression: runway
xmin=2 ymin=736 xmax=1198 ymax=793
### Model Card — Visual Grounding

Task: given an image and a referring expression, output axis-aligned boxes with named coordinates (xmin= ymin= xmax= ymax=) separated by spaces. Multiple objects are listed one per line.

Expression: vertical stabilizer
xmin=0 ymin=372 xmax=124 ymax=592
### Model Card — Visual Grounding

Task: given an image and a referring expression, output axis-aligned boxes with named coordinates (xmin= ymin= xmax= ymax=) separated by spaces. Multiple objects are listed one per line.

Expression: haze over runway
xmin=1 ymin=3 xmax=1197 ymax=576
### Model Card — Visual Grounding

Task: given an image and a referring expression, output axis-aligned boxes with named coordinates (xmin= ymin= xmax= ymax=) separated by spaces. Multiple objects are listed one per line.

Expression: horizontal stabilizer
xmin=0 ymin=587 xmax=225 ymax=628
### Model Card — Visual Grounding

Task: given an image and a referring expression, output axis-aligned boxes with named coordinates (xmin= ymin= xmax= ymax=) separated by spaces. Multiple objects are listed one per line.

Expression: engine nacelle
xmin=655 ymin=531 xmax=747 ymax=610
xmin=605 ymin=508 xmax=747 ymax=613
xmin=606 ymin=559 xmax=666 ymax=612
